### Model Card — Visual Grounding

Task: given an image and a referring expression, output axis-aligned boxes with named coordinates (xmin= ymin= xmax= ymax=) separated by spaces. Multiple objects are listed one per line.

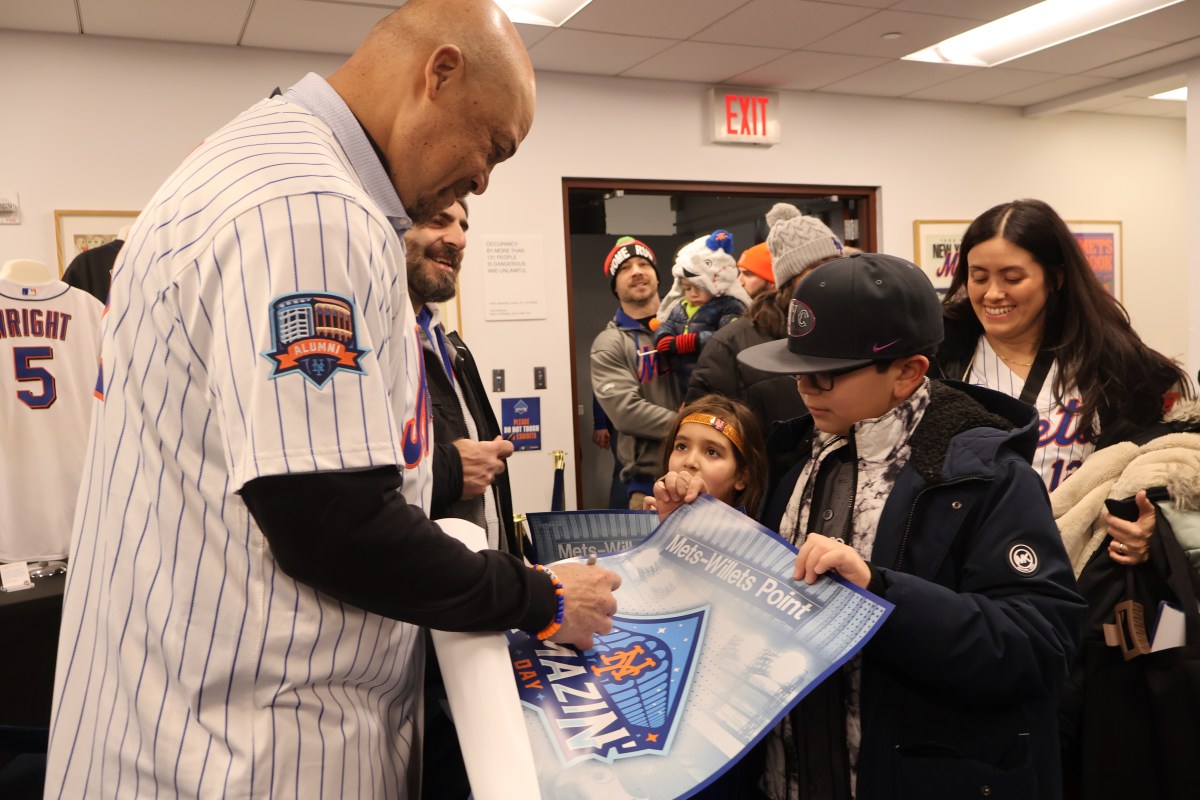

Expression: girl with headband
xmin=644 ymin=394 xmax=767 ymax=520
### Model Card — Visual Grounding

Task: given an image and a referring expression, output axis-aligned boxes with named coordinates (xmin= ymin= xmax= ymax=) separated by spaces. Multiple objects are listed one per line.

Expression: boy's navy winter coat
xmin=761 ymin=380 xmax=1086 ymax=799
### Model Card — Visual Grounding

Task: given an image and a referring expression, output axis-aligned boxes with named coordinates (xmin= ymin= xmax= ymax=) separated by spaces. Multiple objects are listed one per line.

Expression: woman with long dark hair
xmin=938 ymin=198 xmax=1192 ymax=492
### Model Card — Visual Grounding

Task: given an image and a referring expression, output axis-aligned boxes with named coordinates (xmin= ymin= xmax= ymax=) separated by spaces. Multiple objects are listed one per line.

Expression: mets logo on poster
xmin=508 ymin=608 xmax=708 ymax=766
xmin=262 ymin=292 xmax=369 ymax=389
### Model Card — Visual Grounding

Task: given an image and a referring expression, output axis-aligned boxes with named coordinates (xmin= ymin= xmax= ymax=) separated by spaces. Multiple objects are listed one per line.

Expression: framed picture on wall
xmin=1067 ymin=220 xmax=1122 ymax=300
xmin=54 ymin=209 xmax=140 ymax=276
xmin=912 ymin=220 xmax=970 ymax=295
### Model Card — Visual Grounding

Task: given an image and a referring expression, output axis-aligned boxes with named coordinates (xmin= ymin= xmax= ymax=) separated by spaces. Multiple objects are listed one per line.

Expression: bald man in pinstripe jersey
xmin=45 ymin=2 xmax=618 ymax=798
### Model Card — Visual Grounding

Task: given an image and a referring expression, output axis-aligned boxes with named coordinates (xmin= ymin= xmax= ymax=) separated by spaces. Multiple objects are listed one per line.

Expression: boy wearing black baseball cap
xmin=738 ymin=253 xmax=1084 ymax=799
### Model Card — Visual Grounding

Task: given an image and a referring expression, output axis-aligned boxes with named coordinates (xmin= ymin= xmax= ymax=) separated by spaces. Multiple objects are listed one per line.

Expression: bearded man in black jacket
xmin=406 ymin=198 xmax=526 ymax=798
xmin=405 ymin=198 xmax=519 ymax=553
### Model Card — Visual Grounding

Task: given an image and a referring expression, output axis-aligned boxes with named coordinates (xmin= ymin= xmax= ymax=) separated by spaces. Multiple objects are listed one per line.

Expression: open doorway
xmin=563 ymin=178 xmax=879 ymax=509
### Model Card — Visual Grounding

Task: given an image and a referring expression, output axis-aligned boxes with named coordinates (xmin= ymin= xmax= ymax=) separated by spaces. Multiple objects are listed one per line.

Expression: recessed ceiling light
xmin=904 ymin=0 xmax=1183 ymax=68
xmin=881 ymin=32 xmax=903 ymax=40
xmin=1150 ymin=87 xmax=1187 ymax=101
xmin=496 ymin=0 xmax=593 ymax=27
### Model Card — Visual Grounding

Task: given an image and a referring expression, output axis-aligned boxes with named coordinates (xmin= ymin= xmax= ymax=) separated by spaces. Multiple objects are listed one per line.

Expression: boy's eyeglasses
xmin=792 ymin=363 xmax=874 ymax=392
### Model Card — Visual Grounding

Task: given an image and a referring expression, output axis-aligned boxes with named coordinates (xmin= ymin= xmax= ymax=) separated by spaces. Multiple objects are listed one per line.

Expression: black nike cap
xmin=738 ymin=252 xmax=944 ymax=374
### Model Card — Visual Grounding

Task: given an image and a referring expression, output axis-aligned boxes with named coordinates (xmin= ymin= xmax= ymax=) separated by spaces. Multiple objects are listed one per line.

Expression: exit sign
xmin=710 ymin=88 xmax=780 ymax=146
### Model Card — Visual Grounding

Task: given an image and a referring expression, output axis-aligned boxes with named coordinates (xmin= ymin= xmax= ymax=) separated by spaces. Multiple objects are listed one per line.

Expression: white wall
xmin=1 ymin=31 xmax=1190 ymax=512
xmin=1189 ymin=65 xmax=1200 ymax=388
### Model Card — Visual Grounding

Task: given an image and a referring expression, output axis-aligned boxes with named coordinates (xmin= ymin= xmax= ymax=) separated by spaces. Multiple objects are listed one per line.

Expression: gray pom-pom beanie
xmin=765 ymin=203 xmax=844 ymax=288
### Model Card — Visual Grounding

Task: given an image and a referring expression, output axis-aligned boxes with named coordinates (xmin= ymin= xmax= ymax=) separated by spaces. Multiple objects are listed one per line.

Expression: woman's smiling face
xmin=965 ymin=235 xmax=1051 ymax=347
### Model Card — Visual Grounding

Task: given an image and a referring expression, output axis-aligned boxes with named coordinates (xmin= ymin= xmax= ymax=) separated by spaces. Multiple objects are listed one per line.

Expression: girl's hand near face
xmin=650 ymin=470 xmax=708 ymax=521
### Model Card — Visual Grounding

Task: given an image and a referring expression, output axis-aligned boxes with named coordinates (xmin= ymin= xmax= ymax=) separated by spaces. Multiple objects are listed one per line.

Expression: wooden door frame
xmin=562 ymin=177 xmax=880 ymax=508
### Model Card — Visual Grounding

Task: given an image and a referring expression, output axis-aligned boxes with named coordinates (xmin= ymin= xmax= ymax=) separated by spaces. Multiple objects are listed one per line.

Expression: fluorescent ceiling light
xmin=1150 ymin=87 xmax=1187 ymax=101
xmin=496 ymin=0 xmax=592 ymax=27
xmin=904 ymin=0 xmax=1184 ymax=68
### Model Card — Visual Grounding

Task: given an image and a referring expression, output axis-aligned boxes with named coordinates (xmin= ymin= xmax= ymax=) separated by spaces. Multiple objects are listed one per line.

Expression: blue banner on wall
xmin=502 ymin=397 xmax=542 ymax=451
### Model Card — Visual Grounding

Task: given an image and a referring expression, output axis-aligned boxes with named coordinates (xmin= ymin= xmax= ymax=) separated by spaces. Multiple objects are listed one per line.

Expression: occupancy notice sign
xmin=506 ymin=495 xmax=893 ymax=799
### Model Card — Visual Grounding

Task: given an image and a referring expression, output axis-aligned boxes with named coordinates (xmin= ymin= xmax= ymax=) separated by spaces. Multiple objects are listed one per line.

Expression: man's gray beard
xmin=408 ymin=257 xmax=458 ymax=304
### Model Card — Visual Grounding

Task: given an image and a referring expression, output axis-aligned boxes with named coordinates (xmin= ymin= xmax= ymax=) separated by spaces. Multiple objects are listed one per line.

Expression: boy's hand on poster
xmin=794 ymin=532 xmax=871 ymax=588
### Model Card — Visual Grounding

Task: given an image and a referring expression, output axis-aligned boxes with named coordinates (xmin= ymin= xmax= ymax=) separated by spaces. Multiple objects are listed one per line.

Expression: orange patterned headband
xmin=681 ymin=413 xmax=744 ymax=454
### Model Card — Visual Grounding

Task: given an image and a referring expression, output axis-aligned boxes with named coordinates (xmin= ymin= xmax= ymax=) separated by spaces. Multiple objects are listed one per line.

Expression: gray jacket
xmin=590 ymin=307 xmax=681 ymax=490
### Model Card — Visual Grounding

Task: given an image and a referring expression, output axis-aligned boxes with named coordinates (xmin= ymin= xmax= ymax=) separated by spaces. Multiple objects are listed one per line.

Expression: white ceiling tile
xmin=1082 ymin=37 xmax=1200 ymax=79
xmin=529 ymin=29 xmax=675 ymax=75
xmin=1067 ymin=94 xmax=1144 ymax=112
xmin=0 ymin=0 xmax=79 ymax=34
xmin=804 ymin=10 xmax=979 ymax=58
xmin=6 ymin=0 xmax=1194 ymax=121
xmin=819 ymin=59 xmax=975 ymax=98
xmin=1095 ymin=97 xmax=1187 ymax=117
xmin=311 ymin=0 xmax=399 ymax=6
xmin=728 ymin=50 xmax=889 ymax=91
xmin=621 ymin=41 xmax=791 ymax=83
xmin=819 ymin=0 xmax=902 ymax=8
xmin=986 ymin=75 xmax=1115 ymax=107
xmin=1059 ymin=74 xmax=1187 ymax=110
xmin=514 ymin=22 xmax=553 ymax=49
xmin=242 ymin=0 xmax=388 ymax=55
xmin=564 ymin=0 xmax=745 ymax=39
xmin=1105 ymin=1 xmax=1200 ymax=43
xmin=691 ymin=0 xmax=877 ymax=50
xmin=904 ymin=67 xmax=1061 ymax=103
xmin=82 ymin=0 xmax=250 ymax=45
xmin=890 ymin=0 xmax=1029 ymax=20
xmin=1001 ymin=32 xmax=1167 ymax=74
xmin=1128 ymin=73 xmax=1194 ymax=96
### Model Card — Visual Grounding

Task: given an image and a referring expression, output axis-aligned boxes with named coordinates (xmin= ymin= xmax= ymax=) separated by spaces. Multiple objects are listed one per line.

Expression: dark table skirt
xmin=0 ymin=574 xmax=66 ymax=727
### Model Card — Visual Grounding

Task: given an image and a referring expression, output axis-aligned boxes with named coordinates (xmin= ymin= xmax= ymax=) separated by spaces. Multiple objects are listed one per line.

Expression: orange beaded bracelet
xmin=531 ymin=564 xmax=565 ymax=641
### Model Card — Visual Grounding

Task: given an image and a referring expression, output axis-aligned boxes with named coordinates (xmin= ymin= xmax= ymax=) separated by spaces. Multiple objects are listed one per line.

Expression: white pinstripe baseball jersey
xmin=963 ymin=336 xmax=1094 ymax=492
xmin=46 ymin=74 xmax=433 ymax=799
xmin=0 ymin=278 xmax=103 ymax=562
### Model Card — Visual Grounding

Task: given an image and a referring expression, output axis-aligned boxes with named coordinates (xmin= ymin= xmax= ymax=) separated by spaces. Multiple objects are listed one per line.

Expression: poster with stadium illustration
xmin=506 ymin=496 xmax=893 ymax=799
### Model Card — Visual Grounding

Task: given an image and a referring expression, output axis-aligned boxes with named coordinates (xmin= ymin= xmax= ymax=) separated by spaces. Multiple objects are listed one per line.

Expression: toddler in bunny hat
xmin=654 ymin=229 xmax=751 ymax=387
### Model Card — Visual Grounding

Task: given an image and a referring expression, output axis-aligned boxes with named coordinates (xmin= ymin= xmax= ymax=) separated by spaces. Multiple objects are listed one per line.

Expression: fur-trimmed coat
xmin=1052 ymin=399 xmax=1200 ymax=800
xmin=1051 ymin=399 xmax=1200 ymax=577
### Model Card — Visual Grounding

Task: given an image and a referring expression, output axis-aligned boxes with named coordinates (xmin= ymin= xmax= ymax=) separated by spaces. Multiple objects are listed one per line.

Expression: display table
xmin=0 ymin=574 xmax=66 ymax=727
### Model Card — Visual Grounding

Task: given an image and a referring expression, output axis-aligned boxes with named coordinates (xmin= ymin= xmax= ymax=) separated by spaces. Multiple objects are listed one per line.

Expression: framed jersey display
xmin=53 ymin=209 xmax=139 ymax=276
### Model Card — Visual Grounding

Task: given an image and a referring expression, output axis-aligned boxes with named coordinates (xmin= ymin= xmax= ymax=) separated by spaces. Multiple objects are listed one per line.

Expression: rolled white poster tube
xmin=430 ymin=518 xmax=541 ymax=799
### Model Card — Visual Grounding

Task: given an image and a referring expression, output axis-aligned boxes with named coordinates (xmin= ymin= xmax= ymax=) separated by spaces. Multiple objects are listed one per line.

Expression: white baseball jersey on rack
xmin=0 ymin=278 xmax=103 ymax=561
xmin=46 ymin=73 xmax=433 ymax=799
xmin=963 ymin=336 xmax=1094 ymax=492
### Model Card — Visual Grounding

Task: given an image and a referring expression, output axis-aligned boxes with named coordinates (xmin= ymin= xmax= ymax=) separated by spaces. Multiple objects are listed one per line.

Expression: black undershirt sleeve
xmin=240 ymin=466 xmax=555 ymax=633
xmin=430 ymin=442 xmax=464 ymax=517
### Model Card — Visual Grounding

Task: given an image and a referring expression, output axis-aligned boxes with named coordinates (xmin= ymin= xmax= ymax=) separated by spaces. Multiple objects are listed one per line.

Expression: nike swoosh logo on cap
xmin=873 ymin=339 xmax=900 ymax=352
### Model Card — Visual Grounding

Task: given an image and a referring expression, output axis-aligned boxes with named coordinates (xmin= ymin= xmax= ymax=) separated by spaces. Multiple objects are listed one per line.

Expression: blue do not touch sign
xmin=501 ymin=397 xmax=541 ymax=451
